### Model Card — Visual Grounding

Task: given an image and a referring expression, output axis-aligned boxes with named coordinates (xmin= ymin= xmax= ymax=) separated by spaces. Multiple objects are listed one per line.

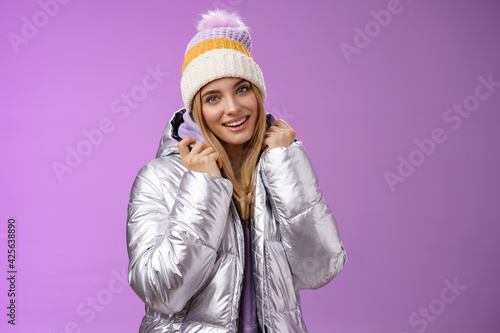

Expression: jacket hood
xmin=156 ymin=107 xmax=277 ymax=158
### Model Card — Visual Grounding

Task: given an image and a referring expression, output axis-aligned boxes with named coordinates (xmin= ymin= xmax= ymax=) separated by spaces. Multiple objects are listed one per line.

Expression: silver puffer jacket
xmin=127 ymin=108 xmax=347 ymax=333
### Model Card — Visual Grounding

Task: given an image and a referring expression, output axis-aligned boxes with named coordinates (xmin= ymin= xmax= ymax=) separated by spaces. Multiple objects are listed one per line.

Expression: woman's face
xmin=200 ymin=77 xmax=259 ymax=148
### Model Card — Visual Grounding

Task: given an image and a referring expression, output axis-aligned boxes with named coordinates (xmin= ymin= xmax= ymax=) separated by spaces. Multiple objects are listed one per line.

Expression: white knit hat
xmin=180 ymin=9 xmax=267 ymax=114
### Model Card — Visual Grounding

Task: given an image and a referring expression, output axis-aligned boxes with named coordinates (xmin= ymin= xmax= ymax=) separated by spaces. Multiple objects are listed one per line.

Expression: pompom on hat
xmin=180 ymin=9 xmax=267 ymax=114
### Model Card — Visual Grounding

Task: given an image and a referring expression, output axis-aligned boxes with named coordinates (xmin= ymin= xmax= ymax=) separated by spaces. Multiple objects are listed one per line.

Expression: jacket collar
xmin=156 ymin=107 xmax=277 ymax=158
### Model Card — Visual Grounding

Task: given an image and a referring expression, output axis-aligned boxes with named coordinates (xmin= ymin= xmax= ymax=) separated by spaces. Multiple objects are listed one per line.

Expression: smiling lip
xmin=222 ymin=115 xmax=249 ymax=132
xmin=222 ymin=115 xmax=248 ymax=125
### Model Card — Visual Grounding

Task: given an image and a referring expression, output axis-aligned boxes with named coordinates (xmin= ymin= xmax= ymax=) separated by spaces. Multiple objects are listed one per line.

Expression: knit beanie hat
xmin=180 ymin=9 xmax=267 ymax=114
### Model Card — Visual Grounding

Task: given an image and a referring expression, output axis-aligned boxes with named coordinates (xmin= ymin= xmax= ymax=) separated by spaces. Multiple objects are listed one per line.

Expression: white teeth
xmin=223 ymin=116 xmax=247 ymax=127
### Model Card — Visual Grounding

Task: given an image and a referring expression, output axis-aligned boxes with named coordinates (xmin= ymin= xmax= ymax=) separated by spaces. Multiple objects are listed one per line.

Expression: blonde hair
xmin=190 ymin=83 xmax=266 ymax=221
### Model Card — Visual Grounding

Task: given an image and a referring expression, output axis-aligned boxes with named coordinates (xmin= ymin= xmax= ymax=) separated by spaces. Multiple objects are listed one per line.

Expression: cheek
xmin=247 ymin=94 xmax=259 ymax=115
xmin=250 ymin=102 xmax=258 ymax=115
xmin=201 ymin=108 xmax=221 ymax=128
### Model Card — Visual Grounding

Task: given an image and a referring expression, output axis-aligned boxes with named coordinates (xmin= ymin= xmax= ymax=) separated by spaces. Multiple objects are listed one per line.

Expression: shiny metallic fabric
xmin=127 ymin=108 xmax=347 ymax=332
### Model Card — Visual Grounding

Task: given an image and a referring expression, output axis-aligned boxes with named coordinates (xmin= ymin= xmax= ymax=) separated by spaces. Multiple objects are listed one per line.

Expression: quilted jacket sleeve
xmin=126 ymin=158 xmax=233 ymax=314
xmin=260 ymin=141 xmax=347 ymax=290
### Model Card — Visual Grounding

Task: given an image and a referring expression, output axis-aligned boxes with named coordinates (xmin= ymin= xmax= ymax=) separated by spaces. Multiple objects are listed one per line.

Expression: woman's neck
xmin=222 ymin=141 xmax=248 ymax=176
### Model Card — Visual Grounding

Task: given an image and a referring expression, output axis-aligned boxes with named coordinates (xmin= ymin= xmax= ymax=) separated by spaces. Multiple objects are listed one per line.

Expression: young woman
xmin=126 ymin=9 xmax=347 ymax=333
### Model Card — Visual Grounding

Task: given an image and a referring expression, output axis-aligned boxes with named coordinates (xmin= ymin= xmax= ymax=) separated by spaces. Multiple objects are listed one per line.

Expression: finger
xmin=266 ymin=125 xmax=288 ymax=133
xmin=263 ymin=134 xmax=274 ymax=142
xmin=264 ymin=129 xmax=285 ymax=137
xmin=211 ymin=153 xmax=222 ymax=169
xmin=178 ymin=137 xmax=196 ymax=158
xmin=207 ymin=152 xmax=219 ymax=167
xmin=265 ymin=127 xmax=283 ymax=135
xmin=190 ymin=141 xmax=208 ymax=154
xmin=198 ymin=146 xmax=215 ymax=156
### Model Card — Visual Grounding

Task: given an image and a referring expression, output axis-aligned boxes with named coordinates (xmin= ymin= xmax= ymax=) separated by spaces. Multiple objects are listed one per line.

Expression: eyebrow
xmin=201 ymin=79 xmax=248 ymax=99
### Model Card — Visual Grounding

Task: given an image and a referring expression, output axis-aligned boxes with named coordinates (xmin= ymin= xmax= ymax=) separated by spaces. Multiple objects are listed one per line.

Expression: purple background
xmin=1 ymin=0 xmax=499 ymax=332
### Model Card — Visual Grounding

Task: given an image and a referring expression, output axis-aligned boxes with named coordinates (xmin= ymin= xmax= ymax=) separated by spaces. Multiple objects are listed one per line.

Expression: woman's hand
xmin=178 ymin=137 xmax=222 ymax=177
xmin=263 ymin=119 xmax=296 ymax=151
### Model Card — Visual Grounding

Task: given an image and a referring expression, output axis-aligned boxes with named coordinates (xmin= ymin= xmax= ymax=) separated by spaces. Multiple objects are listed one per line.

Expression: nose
xmin=224 ymin=95 xmax=241 ymax=115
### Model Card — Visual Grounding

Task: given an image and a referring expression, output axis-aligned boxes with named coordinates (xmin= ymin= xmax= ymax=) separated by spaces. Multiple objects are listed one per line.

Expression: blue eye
xmin=206 ymin=96 xmax=218 ymax=103
xmin=237 ymin=85 xmax=249 ymax=93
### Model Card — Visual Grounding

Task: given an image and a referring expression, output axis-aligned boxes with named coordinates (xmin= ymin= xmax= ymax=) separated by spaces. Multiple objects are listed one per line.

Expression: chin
xmin=219 ymin=127 xmax=256 ymax=145
xmin=223 ymin=136 xmax=252 ymax=146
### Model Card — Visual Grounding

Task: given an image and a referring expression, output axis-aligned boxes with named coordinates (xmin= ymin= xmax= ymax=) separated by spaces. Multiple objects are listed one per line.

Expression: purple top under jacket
xmin=239 ymin=218 xmax=262 ymax=333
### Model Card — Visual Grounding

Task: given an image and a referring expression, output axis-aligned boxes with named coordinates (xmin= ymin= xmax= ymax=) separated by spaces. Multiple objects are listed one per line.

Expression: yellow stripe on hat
xmin=182 ymin=37 xmax=253 ymax=75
